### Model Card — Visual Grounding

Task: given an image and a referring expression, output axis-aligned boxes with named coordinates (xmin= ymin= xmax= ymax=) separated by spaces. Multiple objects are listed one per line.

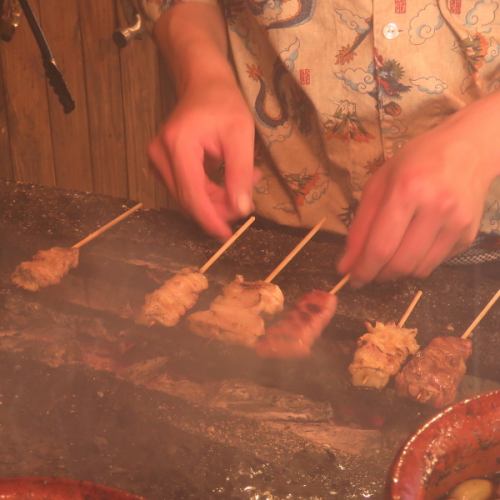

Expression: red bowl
xmin=389 ymin=389 xmax=500 ymax=500
xmin=0 ymin=477 xmax=143 ymax=499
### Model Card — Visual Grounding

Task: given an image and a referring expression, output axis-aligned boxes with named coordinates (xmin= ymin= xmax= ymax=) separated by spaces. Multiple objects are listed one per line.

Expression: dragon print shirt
xmin=137 ymin=0 xmax=500 ymax=237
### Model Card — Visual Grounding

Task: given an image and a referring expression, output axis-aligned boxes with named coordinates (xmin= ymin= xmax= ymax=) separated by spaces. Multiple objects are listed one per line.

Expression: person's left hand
xmin=338 ymin=100 xmax=499 ymax=286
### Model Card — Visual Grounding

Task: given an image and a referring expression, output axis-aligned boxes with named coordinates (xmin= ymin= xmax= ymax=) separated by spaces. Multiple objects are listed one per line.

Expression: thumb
xmin=337 ymin=171 xmax=388 ymax=274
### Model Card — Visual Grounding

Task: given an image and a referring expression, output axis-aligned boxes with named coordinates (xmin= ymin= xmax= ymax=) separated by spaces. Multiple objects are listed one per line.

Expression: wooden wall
xmin=0 ymin=0 xmax=175 ymax=208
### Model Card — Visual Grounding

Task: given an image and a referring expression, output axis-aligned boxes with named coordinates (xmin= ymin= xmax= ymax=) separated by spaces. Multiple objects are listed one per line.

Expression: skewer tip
xmin=329 ymin=274 xmax=350 ymax=295
xmin=199 ymin=215 xmax=256 ymax=274
xmin=72 ymin=202 xmax=143 ymax=249
xmin=264 ymin=217 xmax=327 ymax=283
xmin=461 ymin=288 xmax=500 ymax=340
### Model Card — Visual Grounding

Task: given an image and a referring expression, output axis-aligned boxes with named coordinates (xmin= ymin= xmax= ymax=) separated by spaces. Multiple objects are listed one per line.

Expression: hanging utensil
xmin=18 ymin=0 xmax=75 ymax=113
xmin=113 ymin=13 xmax=143 ymax=48
xmin=113 ymin=0 xmax=144 ymax=48
xmin=0 ymin=0 xmax=21 ymax=42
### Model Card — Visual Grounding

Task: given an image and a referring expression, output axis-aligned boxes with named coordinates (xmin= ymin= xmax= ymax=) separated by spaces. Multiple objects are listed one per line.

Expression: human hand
xmin=148 ymin=77 xmax=256 ymax=240
xmin=338 ymin=110 xmax=498 ymax=285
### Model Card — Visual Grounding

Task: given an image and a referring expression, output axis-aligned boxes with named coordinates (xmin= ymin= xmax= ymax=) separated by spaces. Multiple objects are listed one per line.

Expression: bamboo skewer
xmin=398 ymin=290 xmax=424 ymax=328
xmin=329 ymin=274 xmax=350 ymax=295
xmin=461 ymin=289 xmax=500 ymax=340
xmin=199 ymin=216 xmax=256 ymax=274
xmin=72 ymin=202 xmax=143 ymax=249
xmin=264 ymin=217 xmax=327 ymax=283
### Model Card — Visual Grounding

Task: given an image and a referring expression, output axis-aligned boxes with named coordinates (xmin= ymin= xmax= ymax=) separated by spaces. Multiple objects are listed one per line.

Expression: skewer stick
xmin=264 ymin=217 xmax=327 ymax=283
xmin=329 ymin=274 xmax=350 ymax=295
xmin=398 ymin=290 xmax=423 ymax=327
xmin=72 ymin=202 xmax=143 ymax=249
xmin=461 ymin=289 xmax=500 ymax=340
xmin=199 ymin=216 xmax=256 ymax=274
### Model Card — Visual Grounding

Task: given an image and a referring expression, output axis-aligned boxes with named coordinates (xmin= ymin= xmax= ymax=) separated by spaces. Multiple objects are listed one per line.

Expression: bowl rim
xmin=388 ymin=389 xmax=500 ymax=500
xmin=0 ymin=476 xmax=144 ymax=499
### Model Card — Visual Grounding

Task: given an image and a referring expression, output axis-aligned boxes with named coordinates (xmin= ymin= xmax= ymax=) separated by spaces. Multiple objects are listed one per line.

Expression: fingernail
xmin=237 ymin=193 xmax=253 ymax=216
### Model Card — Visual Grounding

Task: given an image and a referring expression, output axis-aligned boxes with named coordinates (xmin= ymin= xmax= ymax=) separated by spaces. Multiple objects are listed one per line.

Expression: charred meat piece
xmin=138 ymin=268 xmax=208 ymax=327
xmin=187 ymin=275 xmax=284 ymax=347
xmin=11 ymin=246 xmax=79 ymax=291
xmin=349 ymin=321 xmax=419 ymax=390
xmin=255 ymin=290 xmax=337 ymax=359
xmin=395 ymin=336 xmax=472 ymax=409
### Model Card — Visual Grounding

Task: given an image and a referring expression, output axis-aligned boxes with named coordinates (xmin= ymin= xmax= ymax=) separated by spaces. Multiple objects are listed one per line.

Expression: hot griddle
xmin=0 ymin=180 xmax=498 ymax=499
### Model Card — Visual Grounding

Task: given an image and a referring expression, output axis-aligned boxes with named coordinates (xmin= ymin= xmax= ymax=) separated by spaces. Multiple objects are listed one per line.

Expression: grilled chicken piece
xmin=187 ymin=275 xmax=284 ymax=347
xmin=214 ymin=275 xmax=284 ymax=316
xmin=349 ymin=321 xmax=420 ymax=390
xmin=138 ymin=268 xmax=208 ymax=327
xmin=187 ymin=306 xmax=265 ymax=347
xmin=256 ymin=290 xmax=337 ymax=359
xmin=11 ymin=246 xmax=79 ymax=291
xmin=395 ymin=336 xmax=472 ymax=408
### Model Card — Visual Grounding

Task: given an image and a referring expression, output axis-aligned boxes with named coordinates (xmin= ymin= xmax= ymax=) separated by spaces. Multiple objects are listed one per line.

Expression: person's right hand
xmin=148 ymin=76 xmax=256 ymax=240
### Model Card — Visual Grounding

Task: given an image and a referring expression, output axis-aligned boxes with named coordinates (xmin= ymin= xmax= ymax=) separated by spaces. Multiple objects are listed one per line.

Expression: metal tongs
xmin=17 ymin=0 xmax=75 ymax=113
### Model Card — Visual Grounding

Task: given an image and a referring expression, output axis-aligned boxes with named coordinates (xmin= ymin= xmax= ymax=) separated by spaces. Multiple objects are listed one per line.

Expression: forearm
xmin=153 ymin=3 xmax=236 ymax=96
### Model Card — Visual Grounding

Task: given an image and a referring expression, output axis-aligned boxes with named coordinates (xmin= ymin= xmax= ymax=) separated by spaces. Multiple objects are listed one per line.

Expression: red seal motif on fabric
xmin=450 ymin=0 xmax=461 ymax=14
xmin=383 ymin=101 xmax=402 ymax=116
xmin=395 ymin=0 xmax=406 ymax=14
xmin=299 ymin=68 xmax=311 ymax=85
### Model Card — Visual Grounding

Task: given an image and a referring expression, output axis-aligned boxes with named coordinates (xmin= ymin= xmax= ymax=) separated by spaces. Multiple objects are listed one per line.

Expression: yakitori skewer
xmin=11 ymin=202 xmax=143 ymax=291
xmin=187 ymin=218 xmax=328 ymax=348
xmin=255 ymin=273 xmax=350 ymax=359
xmin=348 ymin=290 xmax=423 ymax=389
xmin=396 ymin=289 xmax=499 ymax=409
xmin=139 ymin=216 xmax=256 ymax=327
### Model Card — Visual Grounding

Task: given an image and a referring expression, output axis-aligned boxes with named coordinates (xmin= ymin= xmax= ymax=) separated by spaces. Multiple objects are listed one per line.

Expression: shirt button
xmin=383 ymin=22 xmax=400 ymax=40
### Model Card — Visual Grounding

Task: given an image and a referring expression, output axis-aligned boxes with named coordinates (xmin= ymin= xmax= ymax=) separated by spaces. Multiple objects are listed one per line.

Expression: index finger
xmin=169 ymin=138 xmax=232 ymax=240
xmin=350 ymin=187 xmax=417 ymax=284
xmin=338 ymin=169 xmax=388 ymax=275
xmin=222 ymin=125 xmax=255 ymax=217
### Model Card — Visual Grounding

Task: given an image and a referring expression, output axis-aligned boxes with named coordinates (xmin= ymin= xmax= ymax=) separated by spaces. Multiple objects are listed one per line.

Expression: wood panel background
xmin=0 ymin=0 xmax=174 ymax=208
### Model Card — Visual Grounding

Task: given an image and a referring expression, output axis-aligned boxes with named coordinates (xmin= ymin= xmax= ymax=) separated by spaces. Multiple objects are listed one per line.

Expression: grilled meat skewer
xmin=349 ymin=321 xmax=420 ymax=390
xmin=255 ymin=290 xmax=337 ymax=358
xmin=395 ymin=290 xmax=498 ymax=409
xmin=188 ymin=275 xmax=284 ymax=347
xmin=138 ymin=268 xmax=209 ymax=327
xmin=11 ymin=246 xmax=79 ymax=292
xmin=11 ymin=203 xmax=142 ymax=292
xmin=395 ymin=336 xmax=472 ymax=409
xmin=137 ymin=216 xmax=255 ymax=328
xmin=187 ymin=219 xmax=327 ymax=346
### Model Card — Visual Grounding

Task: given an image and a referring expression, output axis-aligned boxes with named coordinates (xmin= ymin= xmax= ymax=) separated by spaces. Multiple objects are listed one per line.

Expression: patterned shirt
xmin=137 ymin=0 xmax=500 ymax=237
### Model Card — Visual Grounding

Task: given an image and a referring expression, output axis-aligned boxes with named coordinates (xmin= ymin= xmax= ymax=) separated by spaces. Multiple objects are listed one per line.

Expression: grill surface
xmin=0 ymin=180 xmax=498 ymax=499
